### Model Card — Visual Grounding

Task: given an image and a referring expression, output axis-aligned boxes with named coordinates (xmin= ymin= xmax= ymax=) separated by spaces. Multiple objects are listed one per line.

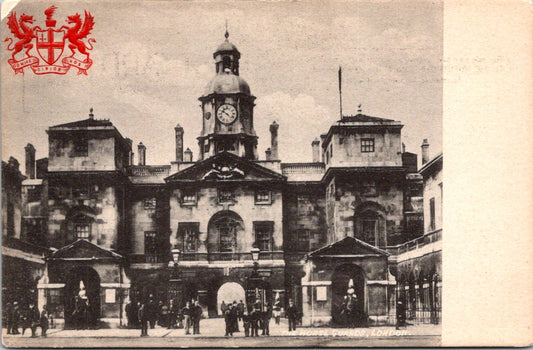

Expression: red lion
xmin=60 ymin=11 xmax=96 ymax=62
xmin=4 ymin=12 xmax=39 ymax=60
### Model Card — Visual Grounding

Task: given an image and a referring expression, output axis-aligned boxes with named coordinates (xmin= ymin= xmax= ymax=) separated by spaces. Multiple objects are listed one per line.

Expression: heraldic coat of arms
xmin=4 ymin=6 xmax=96 ymax=75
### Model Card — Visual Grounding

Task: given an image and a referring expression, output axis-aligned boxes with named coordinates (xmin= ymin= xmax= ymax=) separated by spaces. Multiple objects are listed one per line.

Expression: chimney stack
xmin=125 ymin=138 xmax=133 ymax=165
xmin=138 ymin=142 xmax=146 ymax=166
xmin=175 ymin=124 xmax=184 ymax=162
xmin=265 ymin=148 xmax=272 ymax=161
xmin=311 ymin=138 xmax=320 ymax=162
xmin=184 ymin=148 xmax=193 ymax=162
xmin=25 ymin=143 xmax=36 ymax=179
xmin=269 ymin=121 xmax=279 ymax=160
xmin=421 ymin=139 xmax=430 ymax=164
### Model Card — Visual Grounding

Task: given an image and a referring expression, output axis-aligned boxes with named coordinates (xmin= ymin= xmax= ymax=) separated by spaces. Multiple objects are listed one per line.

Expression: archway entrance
xmin=217 ymin=282 xmax=245 ymax=316
xmin=64 ymin=266 xmax=101 ymax=329
xmin=331 ymin=264 xmax=366 ymax=327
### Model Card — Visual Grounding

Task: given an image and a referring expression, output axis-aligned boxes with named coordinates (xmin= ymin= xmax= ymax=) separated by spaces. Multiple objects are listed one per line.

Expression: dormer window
xmin=75 ymin=223 xmax=91 ymax=239
xmin=144 ymin=197 xmax=156 ymax=210
xmin=255 ymin=190 xmax=271 ymax=205
xmin=181 ymin=189 xmax=197 ymax=206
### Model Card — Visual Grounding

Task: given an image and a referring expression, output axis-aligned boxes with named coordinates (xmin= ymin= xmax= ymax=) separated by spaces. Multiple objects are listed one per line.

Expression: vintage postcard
xmin=1 ymin=0 xmax=531 ymax=348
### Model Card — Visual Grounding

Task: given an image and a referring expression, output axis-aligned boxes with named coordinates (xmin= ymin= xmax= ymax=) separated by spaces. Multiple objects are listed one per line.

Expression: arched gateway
xmin=64 ymin=266 xmax=101 ymax=329
xmin=331 ymin=263 xmax=367 ymax=327
xmin=217 ymin=282 xmax=245 ymax=315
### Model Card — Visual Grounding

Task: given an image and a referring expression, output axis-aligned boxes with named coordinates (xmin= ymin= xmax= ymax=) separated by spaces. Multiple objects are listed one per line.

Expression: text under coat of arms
xmin=4 ymin=6 xmax=96 ymax=75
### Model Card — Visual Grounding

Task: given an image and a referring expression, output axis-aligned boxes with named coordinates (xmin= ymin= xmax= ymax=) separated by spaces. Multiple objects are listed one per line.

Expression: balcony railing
xmin=384 ymin=228 xmax=442 ymax=255
xmin=129 ymin=251 xmax=284 ymax=264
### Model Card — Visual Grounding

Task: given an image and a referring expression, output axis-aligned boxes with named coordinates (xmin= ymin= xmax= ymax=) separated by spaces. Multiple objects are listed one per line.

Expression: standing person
xmin=181 ymin=301 xmax=192 ymax=335
xmin=237 ymin=300 xmax=245 ymax=321
xmin=242 ymin=310 xmax=250 ymax=337
xmin=262 ymin=302 xmax=272 ymax=336
xmin=273 ymin=298 xmax=282 ymax=325
xmin=231 ymin=301 xmax=239 ymax=332
xmin=133 ymin=301 xmax=141 ymax=328
xmin=250 ymin=300 xmax=261 ymax=337
xmin=11 ymin=302 xmax=21 ymax=335
xmin=168 ymin=299 xmax=177 ymax=329
xmin=396 ymin=299 xmax=406 ymax=330
xmin=160 ymin=301 xmax=168 ymax=328
xmin=125 ymin=300 xmax=133 ymax=328
xmin=5 ymin=302 xmax=13 ymax=335
xmin=286 ymin=299 xmax=298 ymax=332
xmin=27 ymin=303 xmax=41 ymax=338
xmin=192 ymin=300 xmax=202 ymax=335
xmin=220 ymin=301 xmax=227 ymax=316
xmin=40 ymin=307 xmax=49 ymax=337
xmin=224 ymin=304 xmax=233 ymax=337
xmin=146 ymin=296 xmax=157 ymax=329
xmin=138 ymin=302 xmax=149 ymax=337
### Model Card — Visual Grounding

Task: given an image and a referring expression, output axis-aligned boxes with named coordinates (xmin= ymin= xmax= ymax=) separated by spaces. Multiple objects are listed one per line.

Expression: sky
xmin=1 ymin=0 xmax=442 ymax=168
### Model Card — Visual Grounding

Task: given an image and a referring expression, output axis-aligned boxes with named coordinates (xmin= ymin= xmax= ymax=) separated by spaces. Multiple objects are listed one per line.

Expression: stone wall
xmin=169 ymin=184 xmax=283 ymax=252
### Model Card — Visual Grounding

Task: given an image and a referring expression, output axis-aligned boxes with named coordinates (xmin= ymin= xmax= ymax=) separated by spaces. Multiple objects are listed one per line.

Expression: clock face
xmin=216 ymin=104 xmax=237 ymax=124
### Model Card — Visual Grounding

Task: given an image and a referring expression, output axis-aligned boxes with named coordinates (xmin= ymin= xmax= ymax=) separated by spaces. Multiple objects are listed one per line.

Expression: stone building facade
xmin=3 ymin=32 xmax=441 ymax=328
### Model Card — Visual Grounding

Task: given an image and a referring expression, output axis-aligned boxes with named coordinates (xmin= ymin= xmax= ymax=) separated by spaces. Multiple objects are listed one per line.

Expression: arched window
xmin=354 ymin=202 xmax=386 ymax=247
xmin=208 ymin=211 xmax=243 ymax=253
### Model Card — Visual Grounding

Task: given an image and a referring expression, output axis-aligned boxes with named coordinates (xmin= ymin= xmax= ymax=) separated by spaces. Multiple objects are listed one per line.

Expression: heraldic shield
xmin=36 ymin=28 xmax=65 ymax=65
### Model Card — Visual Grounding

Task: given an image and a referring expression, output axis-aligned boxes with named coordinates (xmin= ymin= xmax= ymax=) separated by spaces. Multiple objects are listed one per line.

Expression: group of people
xmin=222 ymin=298 xmax=301 ymax=336
xmin=4 ymin=301 xmax=50 ymax=337
xmin=126 ymin=296 xmax=203 ymax=337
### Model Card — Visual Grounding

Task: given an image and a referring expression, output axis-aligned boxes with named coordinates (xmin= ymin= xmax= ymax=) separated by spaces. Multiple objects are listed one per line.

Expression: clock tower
xmin=198 ymin=31 xmax=258 ymax=160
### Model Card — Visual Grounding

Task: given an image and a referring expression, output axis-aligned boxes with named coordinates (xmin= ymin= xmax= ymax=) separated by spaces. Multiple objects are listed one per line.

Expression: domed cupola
xmin=214 ymin=30 xmax=241 ymax=75
xmin=197 ymin=29 xmax=258 ymax=161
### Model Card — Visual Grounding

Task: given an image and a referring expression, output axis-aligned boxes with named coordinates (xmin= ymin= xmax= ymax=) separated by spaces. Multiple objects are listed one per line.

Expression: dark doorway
xmin=64 ymin=266 xmax=101 ymax=329
xmin=331 ymin=264 xmax=366 ymax=327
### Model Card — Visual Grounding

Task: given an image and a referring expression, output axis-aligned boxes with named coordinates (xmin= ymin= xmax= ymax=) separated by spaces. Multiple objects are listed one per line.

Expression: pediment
xmin=165 ymin=152 xmax=285 ymax=183
xmin=48 ymin=239 xmax=123 ymax=260
xmin=307 ymin=236 xmax=389 ymax=259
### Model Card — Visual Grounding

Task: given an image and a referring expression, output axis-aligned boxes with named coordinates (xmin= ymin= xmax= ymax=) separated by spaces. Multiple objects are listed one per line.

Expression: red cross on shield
xmin=36 ymin=29 xmax=65 ymax=65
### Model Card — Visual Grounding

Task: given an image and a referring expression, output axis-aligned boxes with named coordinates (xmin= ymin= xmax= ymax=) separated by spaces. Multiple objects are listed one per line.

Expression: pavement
xmin=2 ymin=318 xmax=441 ymax=347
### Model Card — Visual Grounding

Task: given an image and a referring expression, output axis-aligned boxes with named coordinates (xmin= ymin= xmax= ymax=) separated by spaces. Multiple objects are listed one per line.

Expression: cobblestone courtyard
xmin=3 ymin=318 xmax=441 ymax=347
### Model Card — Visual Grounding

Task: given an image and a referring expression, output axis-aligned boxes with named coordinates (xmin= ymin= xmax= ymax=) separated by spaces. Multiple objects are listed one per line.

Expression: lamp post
xmin=251 ymin=246 xmax=260 ymax=273
xmin=169 ymin=246 xmax=181 ymax=305
xmin=249 ymin=246 xmax=263 ymax=310
xmin=171 ymin=247 xmax=181 ymax=268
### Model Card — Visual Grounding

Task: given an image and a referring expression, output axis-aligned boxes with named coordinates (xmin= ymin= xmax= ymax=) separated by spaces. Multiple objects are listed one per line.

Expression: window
xmin=144 ymin=197 xmax=156 ymax=210
xmin=218 ymin=189 xmax=234 ymax=203
xmin=254 ymin=221 xmax=273 ymax=251
xmin=73 ymin=186 xmax=90 ymax=199
xmin=178 ymin=222 xmax=199 ymax=252
xmin=217 ymin=216 xmax=239 ymax=252
xmin=73 ymin=137 xmax=88 ymax=157
xmin=362 ymin=181 xmax=377 ymax=196
xmin=356 ymin=210 xmax=381 ymax=246
xmin=296 ymin=230 xmax=310 ymax=251
xmin=297 ymin=196 xmax=312 ymax=216
xmin=361 ymin=138 xmax=375 ymax=153
xmin=255 ymin=190 xmax=271 ymax=204
xmin=75 ymin=223 xmax=91 ymax=239
xmin=144 ymin=231 xmax=158 ymax=262
xmin=181 ymin=190 xmax=196 ymax=206
xmin=329 ymin=144 xmax=333 ymax=158
xmin=429 ymin=197 xmax=436 ymax=231
xmin=361 ymin=218 xmax=377 ymax=245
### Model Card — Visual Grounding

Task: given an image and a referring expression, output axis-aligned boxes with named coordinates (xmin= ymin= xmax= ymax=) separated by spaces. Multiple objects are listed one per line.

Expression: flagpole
xmin=338 ymin=66 xmax=343 ymax=119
